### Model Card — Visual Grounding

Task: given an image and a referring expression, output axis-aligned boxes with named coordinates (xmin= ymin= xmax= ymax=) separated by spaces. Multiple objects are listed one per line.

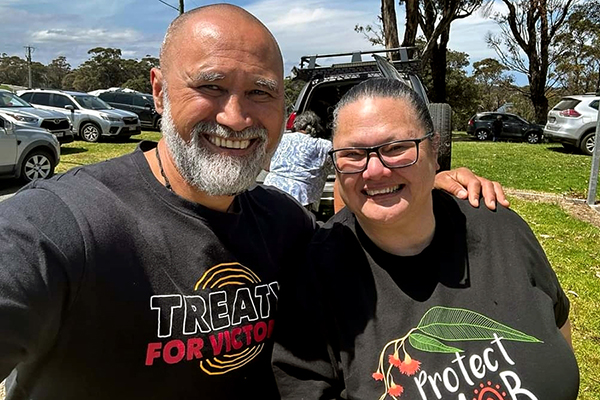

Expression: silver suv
xmin=544 ymin=94 xmax=599 ymax=155
xmin=18 ymin=89 xmax=141 ymax=142
xmin=0 ymin=112 xmax=60 ymax=182
xmin=0 ymin=89 xmax=74 ymax=144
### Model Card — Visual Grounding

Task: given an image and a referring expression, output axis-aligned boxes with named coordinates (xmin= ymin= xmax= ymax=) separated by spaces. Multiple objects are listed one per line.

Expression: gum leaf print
xmin=416 ymin=306 xmax=543 ymax=343
xmin=408 ymin=332 xmax=464 ymax=353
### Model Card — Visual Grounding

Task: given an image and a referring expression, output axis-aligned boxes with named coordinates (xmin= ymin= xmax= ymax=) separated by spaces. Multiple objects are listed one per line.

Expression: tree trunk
xmin=402 ymin=0 xmax=419 ymax=50
xmin=429 ymin=27 xmax=450 ymax=103
xmin=381 ymin=0 xmax=400 ymax=60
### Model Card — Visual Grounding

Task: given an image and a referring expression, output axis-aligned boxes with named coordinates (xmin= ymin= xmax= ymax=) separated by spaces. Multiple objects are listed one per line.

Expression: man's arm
xmin=433 ymin=167 xmax=509 ymax=210
xmin=0 ymin=189 xmax=83 ymax=380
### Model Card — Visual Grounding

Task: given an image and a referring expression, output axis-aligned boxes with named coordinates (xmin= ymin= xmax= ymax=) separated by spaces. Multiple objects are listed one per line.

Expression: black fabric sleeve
xmin=494 ymin=205 xmax=571 ymax=328
xmin=272 ymin=238 xmax=343 ymax=400
xmin=0 ymin=188 xmax=85 ymax=380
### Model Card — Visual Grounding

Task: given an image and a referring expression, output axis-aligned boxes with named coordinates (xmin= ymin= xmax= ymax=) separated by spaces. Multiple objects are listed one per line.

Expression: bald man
xmin=0 ymin=4 xmax=505 ymax=399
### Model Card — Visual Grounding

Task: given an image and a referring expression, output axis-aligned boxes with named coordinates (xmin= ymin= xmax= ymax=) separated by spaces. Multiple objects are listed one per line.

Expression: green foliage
xmin=283 ymin=77 xmax=305 ymax=113
xmin=553 ymin=2 xmax=600 ymax=94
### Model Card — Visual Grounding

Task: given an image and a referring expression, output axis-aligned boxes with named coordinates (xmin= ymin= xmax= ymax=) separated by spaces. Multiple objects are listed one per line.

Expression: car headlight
xmin=100 ymin=114 xmax=121 ymax=122
xmin=4 ymin=113 xmax=39 ymax=123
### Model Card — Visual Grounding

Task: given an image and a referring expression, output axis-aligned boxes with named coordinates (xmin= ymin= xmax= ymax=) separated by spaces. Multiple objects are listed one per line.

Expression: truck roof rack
xmin=292 ymin=47 xmax=421 ymax=82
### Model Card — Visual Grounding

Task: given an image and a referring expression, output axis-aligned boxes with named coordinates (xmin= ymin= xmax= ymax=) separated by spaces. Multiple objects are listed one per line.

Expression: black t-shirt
xmin=0 ymin=141 xmax=316 ymax=400
xmin=273 ymin=190 xmax=579 ymax=400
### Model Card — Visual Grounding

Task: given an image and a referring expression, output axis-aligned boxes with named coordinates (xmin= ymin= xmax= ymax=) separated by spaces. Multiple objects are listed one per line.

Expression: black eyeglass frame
xmin=329 ymin=132 xmax=434 ymax=174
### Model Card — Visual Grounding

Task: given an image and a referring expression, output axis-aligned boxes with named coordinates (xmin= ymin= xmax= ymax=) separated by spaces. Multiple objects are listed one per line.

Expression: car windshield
xmin=0 ymin=92 xmax=32 ymax=108
xmin=73 ymin=95 xmax=111 ymax=110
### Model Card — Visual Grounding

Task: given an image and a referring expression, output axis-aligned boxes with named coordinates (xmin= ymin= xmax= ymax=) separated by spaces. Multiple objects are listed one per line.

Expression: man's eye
xmin=199 ymin=85 xmax=222 ymax=92
xmin=249 ymin=89 xmax=271 ymax=97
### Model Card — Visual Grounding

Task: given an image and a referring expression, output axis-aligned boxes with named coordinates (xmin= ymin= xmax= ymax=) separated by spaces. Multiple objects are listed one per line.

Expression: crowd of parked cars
xmin=0 ymin=87 xmax=157 ymax=183
xmin=0 ymin=81 xmax=598 ymax=185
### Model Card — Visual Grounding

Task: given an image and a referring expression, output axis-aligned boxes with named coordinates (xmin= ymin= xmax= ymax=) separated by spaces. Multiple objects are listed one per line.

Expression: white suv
xmin=0 ymin=89 xmax=74 ymax=144
xmin=0 ymin=113 xmax=60 ymax=182
xmin=544 ymin=94 xmax=599 ymax=155
xmin=18 ymin=89 xmax=141 ymax=142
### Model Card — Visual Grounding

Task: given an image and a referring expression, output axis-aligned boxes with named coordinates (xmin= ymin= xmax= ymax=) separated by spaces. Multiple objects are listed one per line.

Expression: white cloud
xmin=31 ymin=28 xmax=142 ymax=44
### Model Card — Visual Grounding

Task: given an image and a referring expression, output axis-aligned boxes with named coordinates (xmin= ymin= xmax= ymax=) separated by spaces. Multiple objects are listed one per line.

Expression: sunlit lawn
xmin=451 ymin=132 xmax=594 ymax=199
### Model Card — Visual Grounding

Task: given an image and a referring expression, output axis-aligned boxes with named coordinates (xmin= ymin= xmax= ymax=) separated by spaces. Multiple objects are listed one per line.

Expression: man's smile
xmin=205 ymin=134 xmax=255 ymax=150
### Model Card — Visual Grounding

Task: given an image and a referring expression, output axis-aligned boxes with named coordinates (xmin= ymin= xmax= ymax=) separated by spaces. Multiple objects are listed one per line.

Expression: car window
xmin=99 ymin=92 xmax=115 ymax=102
xmin=553 ymin=98 xmax=581 ymax=111
xmin=114 ymin=93 xmax=131 ymax=104
xmin=31 ymin=92 xmax=52 ymax=106
xmin=73 ymin=95 xmax=110 ymax=110
xmin=132 ymin=95 xmax=147 ymax=107
xmin=589 ymin=100 xmax=599 ymax=111
xmin=0 ymin=92 xmax=31 ymax=108
xmin=52 ymin=94 xmax=76 ymax=108
xmin=479 ymin=115 xmax=496 ymax=121
xmin=19 ymin=92 xmax=32 ymax=102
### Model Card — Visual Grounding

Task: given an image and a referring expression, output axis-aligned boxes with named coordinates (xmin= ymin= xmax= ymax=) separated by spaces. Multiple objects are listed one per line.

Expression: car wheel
xmin=476 ymin=129 xmax=489 ymax=141
xmin=155 ymin=116 xmax=162 ymax=131
xmin=21 ymin=150 xmax=55 ymax=182
xmin=525 ymin=131 xmax=541 ymax=144
xmin=580 ymin=131 xmax=596 ymax=156
xmin=80 ymin=122 xmax=101 ymax=142
xmin=429 ymin=103 xmax=452 ymax=171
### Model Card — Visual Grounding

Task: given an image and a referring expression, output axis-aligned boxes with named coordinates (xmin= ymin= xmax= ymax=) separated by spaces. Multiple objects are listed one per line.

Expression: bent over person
xmin=0 ymin=4 xmax=507 ymax=400
xmin=272 ymin=79 xmax=579 ymax=400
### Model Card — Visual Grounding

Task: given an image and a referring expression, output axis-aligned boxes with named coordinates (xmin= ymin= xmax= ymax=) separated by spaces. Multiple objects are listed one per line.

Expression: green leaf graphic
xmin=409 ymin=332 xmax=464 ymax=353
xmin=416 ymin=306 xmax=543 ymax=343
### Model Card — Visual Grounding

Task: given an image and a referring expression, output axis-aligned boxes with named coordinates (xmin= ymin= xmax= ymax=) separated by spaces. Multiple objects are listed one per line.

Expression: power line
xmin=158 ymin=0 xmax=179 ymax=12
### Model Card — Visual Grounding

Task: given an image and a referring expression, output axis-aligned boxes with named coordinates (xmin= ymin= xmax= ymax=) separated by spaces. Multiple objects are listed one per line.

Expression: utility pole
xmin=179 ymin=0 xmax=184 ymax=14
xmin=24 ymin=46 xmax=35 ymax=88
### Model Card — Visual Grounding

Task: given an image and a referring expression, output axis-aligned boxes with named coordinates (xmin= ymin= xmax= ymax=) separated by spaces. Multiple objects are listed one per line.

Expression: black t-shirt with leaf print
xmin=273 ymin=190 xmax=579 ymax=400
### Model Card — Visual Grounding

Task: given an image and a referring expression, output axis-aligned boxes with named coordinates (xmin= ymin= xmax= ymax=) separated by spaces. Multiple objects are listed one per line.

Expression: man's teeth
xmin=366 ymin=185 xmax=401 ymax=196
xmin=208 ymin=136 xmax=251 ymax=149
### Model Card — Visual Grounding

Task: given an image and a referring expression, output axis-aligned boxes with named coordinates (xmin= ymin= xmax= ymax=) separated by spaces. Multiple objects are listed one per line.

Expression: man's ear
xmin=150 ymin=68 xmax=164 ymax=114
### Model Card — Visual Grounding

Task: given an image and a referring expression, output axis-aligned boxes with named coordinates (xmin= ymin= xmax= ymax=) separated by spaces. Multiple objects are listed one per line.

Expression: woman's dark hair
xmin=332 ymin=78 xmax=437 ymax=151
xmin=293 ymin=110 xmax=324 ymax=138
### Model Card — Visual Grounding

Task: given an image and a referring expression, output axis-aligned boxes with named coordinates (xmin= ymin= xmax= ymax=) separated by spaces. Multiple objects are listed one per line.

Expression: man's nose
xmin=362 ymin=152 xmax=392 ymax=180
xmin=216 ymin=94 xmax=254 ymax=132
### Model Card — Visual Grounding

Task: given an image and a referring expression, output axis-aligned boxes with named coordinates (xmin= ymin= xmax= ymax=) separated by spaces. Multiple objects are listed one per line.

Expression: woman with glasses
xmin=273 ymin=78 xmax=578 ymax=400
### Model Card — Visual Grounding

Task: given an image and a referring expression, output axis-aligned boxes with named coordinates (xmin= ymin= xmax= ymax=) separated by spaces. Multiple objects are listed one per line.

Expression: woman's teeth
xmin=365 ymin=185 xmax=402 ymax=196
xmin=208 ymin=136 xmax=251 ymax=149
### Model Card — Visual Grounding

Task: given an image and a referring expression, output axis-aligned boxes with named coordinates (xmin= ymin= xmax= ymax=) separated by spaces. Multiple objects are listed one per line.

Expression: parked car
xmin=286 ymin=48 xmax=452 ymax=220
xmin=18 ymin=89 xmax=141 ymax=142
xmin=89 ymin=88 xmax=161 ymax=130
xmin=543 ymin=94 xmax=599 ymax=155
xmin=0 ymin=89 xmax=73 ymax=144
xmin=0 ymin=112 xmax=60 ymax=182
xmin=466 ymin=112 xmax=544 ymax=143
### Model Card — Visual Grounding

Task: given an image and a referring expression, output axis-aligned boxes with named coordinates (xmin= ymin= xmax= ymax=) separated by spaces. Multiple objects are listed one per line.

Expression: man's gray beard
xmin=161 ymin=95 xmax=270 ymax=196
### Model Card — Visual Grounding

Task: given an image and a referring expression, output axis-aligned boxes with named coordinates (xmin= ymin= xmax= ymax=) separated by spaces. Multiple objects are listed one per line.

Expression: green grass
xmin=52 ymin=131 xmax=600 ymax=398
xmin=451 ymin=132 xmax=594 ymax=199
xmin=56 ymin=131 xmax=161 ymax=174
xmin=510 ymin=198 xmax=600 ymax=399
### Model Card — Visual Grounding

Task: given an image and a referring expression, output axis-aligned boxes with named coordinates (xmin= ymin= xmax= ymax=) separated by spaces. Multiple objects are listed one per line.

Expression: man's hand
xmin=434 ymin=167 xmax=509 ymax=210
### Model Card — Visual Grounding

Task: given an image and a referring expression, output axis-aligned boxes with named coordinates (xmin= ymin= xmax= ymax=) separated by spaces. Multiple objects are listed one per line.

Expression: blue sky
xmin=0 ymin=0 xmax=519 ymax=81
